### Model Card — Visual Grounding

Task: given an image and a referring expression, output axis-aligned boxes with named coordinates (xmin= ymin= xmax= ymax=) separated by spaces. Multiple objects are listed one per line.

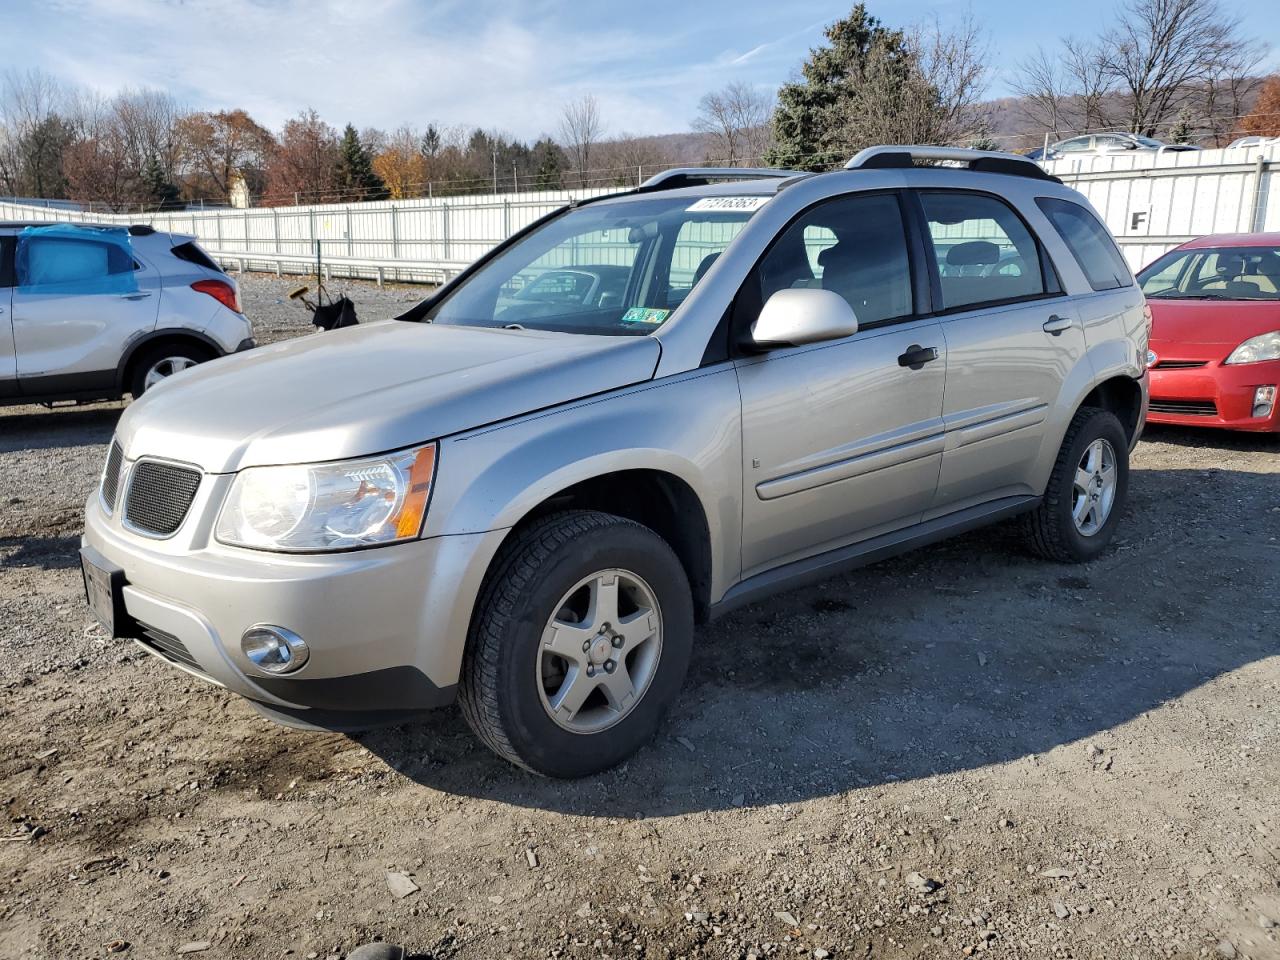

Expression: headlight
xmin=1224 ymin=331 xmax=1280 ymax=365
xmin=215 ymin=443 xmax=437 ymax=552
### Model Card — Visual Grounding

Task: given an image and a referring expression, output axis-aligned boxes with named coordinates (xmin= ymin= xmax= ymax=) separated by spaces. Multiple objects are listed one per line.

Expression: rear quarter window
xmin=1036 ymin=197 xmax=1133 ymax=292
xmin=170 ymin=240 xmax=225 ymax=274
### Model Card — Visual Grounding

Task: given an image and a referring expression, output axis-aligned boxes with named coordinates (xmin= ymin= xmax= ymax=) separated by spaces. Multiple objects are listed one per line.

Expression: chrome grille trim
xmin=122 ymin=459 xmax=202 ymax=538
xmin=100 ymin=442 xmax=124 ymax=514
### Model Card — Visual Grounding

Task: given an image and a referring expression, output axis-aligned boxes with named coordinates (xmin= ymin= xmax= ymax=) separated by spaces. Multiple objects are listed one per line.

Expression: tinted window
xmin=920 ymin=192 xmax=1047 ymax=310
xmin=1036 ymin=197 xmax=1133 ymax=292
xmin=0 ymin=237 xmax=14 ymax=288
xmin=171 ymin=240 xmax=224 ymax=274
xmin=665 ymin=218 xmax=748 ymax=308
xmin=757 ymin=193 xmax=912 ymax=326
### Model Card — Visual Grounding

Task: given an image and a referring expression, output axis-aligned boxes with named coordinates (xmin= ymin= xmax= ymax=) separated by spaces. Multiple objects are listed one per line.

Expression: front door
xmin=736 ymin=192 xmax=947 ymax=579
xmin=11 ymin=229 xmax=160 ymax=394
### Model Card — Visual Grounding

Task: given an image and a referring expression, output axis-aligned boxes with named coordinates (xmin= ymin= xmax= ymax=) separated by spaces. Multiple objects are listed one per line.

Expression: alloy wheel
xmin=1071 ymin=437 xmax=1118 ymax=536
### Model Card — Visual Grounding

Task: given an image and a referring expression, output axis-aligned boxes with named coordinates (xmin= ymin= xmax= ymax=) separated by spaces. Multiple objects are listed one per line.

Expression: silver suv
xmin=81 ymin=147 xmax=1149 ymax=777
xmin=0 ymin=222 xmax=253 ymax=405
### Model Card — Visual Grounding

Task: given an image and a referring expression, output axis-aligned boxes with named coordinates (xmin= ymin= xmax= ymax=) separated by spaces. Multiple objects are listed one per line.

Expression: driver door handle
xmin=897 ymin=345 xmax=939 ymax=369
xmin=1043 ymin=314 xmax=1073 ymax=335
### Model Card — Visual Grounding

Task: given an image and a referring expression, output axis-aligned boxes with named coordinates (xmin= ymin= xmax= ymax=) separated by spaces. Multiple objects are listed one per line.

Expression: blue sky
xmin=3 ymin=0 xmax=1278 ymax=139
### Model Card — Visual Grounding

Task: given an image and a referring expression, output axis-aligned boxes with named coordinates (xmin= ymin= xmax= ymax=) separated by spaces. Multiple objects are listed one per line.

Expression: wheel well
xmin=517 ymin=470 xmax=715 ymax=623
xmin=1081 ymin=376 xmax=1143 ymax=443
xmin=119 ymin=332 xmax=219 ymax=391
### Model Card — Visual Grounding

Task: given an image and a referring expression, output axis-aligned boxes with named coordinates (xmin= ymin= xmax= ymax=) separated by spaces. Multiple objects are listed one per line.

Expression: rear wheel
xmin=459 ymin=510 xmax=693 ymax=778
xmin=129 ymin=342 xmax=213 ymax=397
xmin=1021 ymin=406 xmax=1129 ymax=562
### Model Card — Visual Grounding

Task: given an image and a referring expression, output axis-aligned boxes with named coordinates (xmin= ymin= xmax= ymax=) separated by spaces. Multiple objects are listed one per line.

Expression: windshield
xmin=1138 ymin=246 xmax=1280 ymax=301
xmin=424 ymin=196 xmax=760 ymax=335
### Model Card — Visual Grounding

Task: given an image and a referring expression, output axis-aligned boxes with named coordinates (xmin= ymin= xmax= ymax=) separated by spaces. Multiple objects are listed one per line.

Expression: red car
xmin=1137 ymin=232 xmax=1280 ymax=432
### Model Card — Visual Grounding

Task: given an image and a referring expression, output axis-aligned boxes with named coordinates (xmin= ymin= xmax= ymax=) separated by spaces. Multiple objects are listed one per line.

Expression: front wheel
xmin=1021 ymin=406 xmax=1130 ymax=562
xmin=459 ymin=511 xmax=693 ymax=778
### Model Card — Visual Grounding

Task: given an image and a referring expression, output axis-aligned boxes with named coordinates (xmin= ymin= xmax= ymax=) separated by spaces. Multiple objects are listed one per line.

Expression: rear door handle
xmin=1043 ymin=314 xmax=1073 ymax=335
xmin=120 ymin=291 xmax=153 ymax=300
xmin=897 ymin=345 xmax=939 ymax=369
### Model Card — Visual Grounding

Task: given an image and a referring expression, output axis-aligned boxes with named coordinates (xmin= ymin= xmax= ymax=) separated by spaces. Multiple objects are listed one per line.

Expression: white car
xmin=1227 ymin=135 xmax=1280 ymax=149
xmin=1043 ymin=133 xmax=1200 ymax=158
xmin=0 ymin=222 xmax=253 ymax=405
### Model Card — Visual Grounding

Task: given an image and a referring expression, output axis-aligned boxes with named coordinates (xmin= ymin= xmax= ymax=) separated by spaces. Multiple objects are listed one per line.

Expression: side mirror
xmin=751 ymin=288 xmax=859 ymax=349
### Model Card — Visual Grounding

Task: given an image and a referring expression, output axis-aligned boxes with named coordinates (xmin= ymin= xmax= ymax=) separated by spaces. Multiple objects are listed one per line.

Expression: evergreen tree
xmin=764 ymin=5 xmax=912 ymax=171
xmin=1168 ymin=109 xmax=1196 ymax=144
xmin=336 ymin=123 xmax=388 ymax=201
xmin=420 ymin=124 xmax=442 ymax=158
xmin=531 ymin=138 xmax=566 ymax=189
xmin=141 ymin=154 xmax=181 ymax=210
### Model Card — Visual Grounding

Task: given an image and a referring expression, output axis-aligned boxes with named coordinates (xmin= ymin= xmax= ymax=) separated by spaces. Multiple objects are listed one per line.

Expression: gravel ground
xmin=1 ymin=275 xmax=1278 ymax=960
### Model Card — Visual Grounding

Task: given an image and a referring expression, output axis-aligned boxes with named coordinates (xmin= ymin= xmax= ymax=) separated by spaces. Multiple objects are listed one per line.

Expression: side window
xmin=1035 ymin=197 xmax=1133 ymax=292
xmin=665 ymin=218 xmax=748 ymax=307
xmin=0 ymin=237 xmax=15 ymax=288
xmin=16 ymin=237 xmax=134 ymax=290
xmin=757 ymin=193 xmax=913 ymax=326
xmin=1056 ymin=137 xmax=1092 ymax=153
xmin=919 ymin=191 xmax=1047 ymax=310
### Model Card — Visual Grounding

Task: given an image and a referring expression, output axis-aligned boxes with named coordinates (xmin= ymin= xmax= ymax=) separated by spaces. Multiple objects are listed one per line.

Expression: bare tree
xmin=693 ymin=81 xmax=772 ymax=166
xmin=0 ymin=68 xmax=71 ymax=197
xmin=1198 ymin=38 xmax=1266 ymax=145
xmin=1012 ymin=47 xmax=1072 ymax=139
xmin=916 ymin=12 xmax=990 ymax=143
xmin=839 ymin=14 xmax=990 ymax=151
xmin=1099 ymin=0 xmax=1251 ymax=136
xmin=558 ymin=94 xmax=603 ymax=186
xmin=1062 ymin=38 xmax=1116 ymax=133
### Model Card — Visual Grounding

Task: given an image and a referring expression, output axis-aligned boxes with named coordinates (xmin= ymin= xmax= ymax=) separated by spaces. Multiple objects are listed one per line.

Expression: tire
xmin=128 ymin=342 xmax=214 ymax=398
xmin=1021 ymin=406 xmax=1129 ymax=563
xmin=459 ymin=510 xmax=694 ymax=778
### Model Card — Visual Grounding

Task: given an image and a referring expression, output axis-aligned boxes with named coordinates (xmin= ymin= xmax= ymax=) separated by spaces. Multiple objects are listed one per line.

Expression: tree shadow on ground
xmin=0 ymin=534 xmax=84 ymax=570
xmin=357 ymin=464 xmax=1278 ymax=816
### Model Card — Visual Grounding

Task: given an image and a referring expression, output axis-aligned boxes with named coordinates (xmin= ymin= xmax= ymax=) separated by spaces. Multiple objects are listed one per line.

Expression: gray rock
xmin=1216 ymin=939 xmax=1237 ymax=959
xmin=906 ymin=872 xmax=941 ymax=894
xmin=385 ymin=872 xmax=419 ymax=899
xmin=176 ymin=945 xmax=211 ymax=956
xmin=1053 ymin=902 xmax=1070 ymax=919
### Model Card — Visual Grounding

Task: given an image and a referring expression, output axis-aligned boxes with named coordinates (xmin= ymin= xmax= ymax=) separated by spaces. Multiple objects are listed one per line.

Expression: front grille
xmin=101 ymin=442 xmax=124 ymax=513
xmin=1149 ymin=398 xmax=1218 ymax=416
xmin=123 ymin=460 xmax=201 ymax=536
xmin=137 ymin=624 xmax=203 ymax=672
xmin=1153 ymin=360 xmax=1208 ymax=370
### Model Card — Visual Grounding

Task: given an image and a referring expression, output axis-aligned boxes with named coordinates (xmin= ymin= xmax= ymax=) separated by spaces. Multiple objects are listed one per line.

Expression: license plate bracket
xmin=80 ymin=546 xmax=137 ymax=639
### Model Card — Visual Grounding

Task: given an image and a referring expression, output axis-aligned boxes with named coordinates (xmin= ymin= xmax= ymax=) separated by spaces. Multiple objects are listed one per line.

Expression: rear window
xmin=1036 ymin=197 xmax=1133 ymax=292
xmin=171 ymin=240 xmax=224 ymax=274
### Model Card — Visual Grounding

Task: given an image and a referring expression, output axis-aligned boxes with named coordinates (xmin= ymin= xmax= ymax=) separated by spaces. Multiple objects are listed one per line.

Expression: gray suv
xmin=81 ymin=147 xmax=1150 ymax=777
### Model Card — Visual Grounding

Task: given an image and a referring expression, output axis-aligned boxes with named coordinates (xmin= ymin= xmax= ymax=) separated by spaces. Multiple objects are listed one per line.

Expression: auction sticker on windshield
xmin=687 ymin=196 xmax=771 ymax=212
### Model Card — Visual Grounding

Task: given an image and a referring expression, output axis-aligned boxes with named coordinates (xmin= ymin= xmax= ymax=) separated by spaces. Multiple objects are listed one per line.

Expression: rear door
xmin=735 ymin=191 xmax=947 ymax=578
xmin=11 ymin=230 xmax=161 ymax=394
xmin=913 ymin=189 xmax=1084 ymax=515
xmin=0 ymin=236 xmax=16 ymax=397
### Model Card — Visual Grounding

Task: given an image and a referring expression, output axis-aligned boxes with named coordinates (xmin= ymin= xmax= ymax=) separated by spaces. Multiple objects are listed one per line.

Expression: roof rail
xmin=636 ymin=166 xmax=803 ymax=193
xmin=845 ymin=146 xmax=1057 ymax=182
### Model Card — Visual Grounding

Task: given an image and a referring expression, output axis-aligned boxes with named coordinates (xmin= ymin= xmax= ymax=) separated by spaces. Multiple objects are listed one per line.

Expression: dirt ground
xmin=1 ymin=276 xmax=1278 ymax=960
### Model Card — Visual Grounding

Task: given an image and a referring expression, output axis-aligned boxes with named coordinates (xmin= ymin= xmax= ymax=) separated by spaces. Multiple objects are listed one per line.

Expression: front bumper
xmin=1147 ymin=358 xmax=1280 ymax=432
xmin=83 ymin=489 xmax=507 ymax=721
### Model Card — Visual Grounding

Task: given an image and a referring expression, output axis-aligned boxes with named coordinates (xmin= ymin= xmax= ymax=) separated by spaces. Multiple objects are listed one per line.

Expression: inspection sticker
xmin=686 ymin=196 xmax=771 ymax=212
xmin=621 ymin=307 xmax=670 ymax=325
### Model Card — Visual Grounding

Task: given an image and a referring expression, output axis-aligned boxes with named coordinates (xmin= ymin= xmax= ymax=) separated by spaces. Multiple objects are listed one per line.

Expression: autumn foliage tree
xmin=264 ymin=109 xmax=340 ymax=205
xmin=178 ymin=109 xmax=273 ymax=202
xmin=1237 ymin=75 xmax=1280 ymax=138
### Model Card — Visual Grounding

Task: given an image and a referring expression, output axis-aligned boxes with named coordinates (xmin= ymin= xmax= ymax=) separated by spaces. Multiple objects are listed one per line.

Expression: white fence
xmin=2 ymin=142 xmax=1277 ymax=281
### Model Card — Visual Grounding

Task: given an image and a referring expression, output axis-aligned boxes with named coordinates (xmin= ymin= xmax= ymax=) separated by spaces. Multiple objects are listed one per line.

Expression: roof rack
xmin=636 ymin=167 xmax=804 ymax=193
xmin=845 ymin=146 xmax=1058 ymax=182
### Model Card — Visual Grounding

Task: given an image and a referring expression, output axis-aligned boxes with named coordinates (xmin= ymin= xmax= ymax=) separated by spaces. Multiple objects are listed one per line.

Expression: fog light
xmin=1253 ymin=385 xmax=1276 ymax=418
xmin=241 ymin=625 xmax=309 ymax=674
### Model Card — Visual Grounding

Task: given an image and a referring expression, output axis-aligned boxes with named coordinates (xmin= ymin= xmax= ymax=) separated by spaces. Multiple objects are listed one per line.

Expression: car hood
xmin=116 ymin=320 xmax=661 ymax=472
xmin=1148 ymin=299 xmax=1280 ymax=353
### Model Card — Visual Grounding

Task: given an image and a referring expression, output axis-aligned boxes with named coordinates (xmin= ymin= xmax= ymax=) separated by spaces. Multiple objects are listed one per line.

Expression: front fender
xmin=425 ymin=366 xmax=744 ymax=602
